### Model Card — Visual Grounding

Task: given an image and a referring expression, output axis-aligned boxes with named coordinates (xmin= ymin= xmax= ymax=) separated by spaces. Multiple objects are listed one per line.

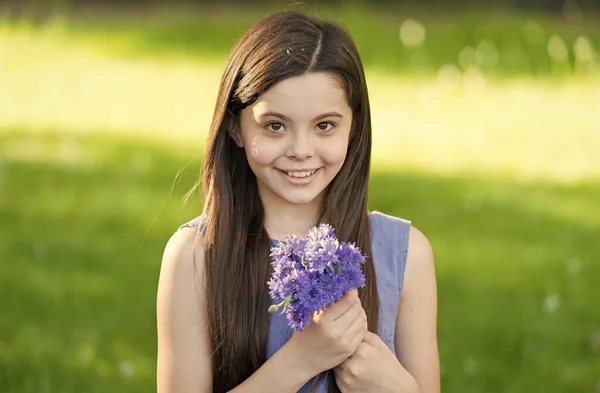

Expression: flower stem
xmin=268 ymin=295 xmax=292 ymax=314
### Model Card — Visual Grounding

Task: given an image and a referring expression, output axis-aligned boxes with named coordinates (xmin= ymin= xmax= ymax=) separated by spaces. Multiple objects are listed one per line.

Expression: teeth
xmin=284 ymin=169 xmax=317 ymax=178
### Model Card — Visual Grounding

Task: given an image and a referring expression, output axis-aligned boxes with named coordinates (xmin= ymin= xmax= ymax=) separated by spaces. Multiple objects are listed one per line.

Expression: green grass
xmin=1 ymin=129 xmax=599 ymax=392
xmin=1 ymin=5 xmax=600 ymax=393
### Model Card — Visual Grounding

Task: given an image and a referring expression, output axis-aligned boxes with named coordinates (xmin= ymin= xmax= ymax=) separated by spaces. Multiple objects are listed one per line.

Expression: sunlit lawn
xmin=1 ymin=6 xmax=599 ymax=393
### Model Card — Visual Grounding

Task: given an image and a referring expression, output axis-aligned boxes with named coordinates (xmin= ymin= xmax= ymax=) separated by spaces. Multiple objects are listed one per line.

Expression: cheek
xmin=245 ymin=135 xmax=279 ymax=167
xmin=322 ymin=135 xmax=350 ymax=165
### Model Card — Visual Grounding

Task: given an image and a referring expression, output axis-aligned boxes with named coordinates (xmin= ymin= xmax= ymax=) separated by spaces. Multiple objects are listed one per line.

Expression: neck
xmin=261 ymin=196 xmax=323 ymax=242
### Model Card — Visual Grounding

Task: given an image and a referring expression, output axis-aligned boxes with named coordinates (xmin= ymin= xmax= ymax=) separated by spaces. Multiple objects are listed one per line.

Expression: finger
xmin=332 ymin=290 xmax=358 ymax=308
xmin=346 ymin=307 xmax=366 ymax=335
xmin=347 ymin=289 xmax=358 ymax=298
xmin=344 ymin=312 xmax=367 ymax=353
xmin=329 ymin=290 xmax=359 ymax=316
xmin=334 ymin=372 xmax=346 ymax=392
xmin=322 ymin=290 xmax=360 ymax=322
xmin=331 ymin=295 xmax=363 ymax=324
xmin=318 ymin=291 xmax=353 ymax=320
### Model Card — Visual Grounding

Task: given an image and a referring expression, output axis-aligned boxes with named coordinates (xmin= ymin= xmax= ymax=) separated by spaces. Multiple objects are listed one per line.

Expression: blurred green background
xmin=1 ymin=0 xmax=599 ymax=392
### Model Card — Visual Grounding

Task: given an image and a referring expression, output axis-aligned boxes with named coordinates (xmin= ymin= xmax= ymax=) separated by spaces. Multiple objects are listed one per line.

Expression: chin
xmin=281 ymin=195 xmax=319 ymax=205
xmin=276 ymin=188 xmax=325 ymax=205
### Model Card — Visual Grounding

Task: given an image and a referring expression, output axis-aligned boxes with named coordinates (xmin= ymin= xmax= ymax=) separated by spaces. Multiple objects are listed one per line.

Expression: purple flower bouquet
xmin=267 ymin=224 xmax=367 ymax=331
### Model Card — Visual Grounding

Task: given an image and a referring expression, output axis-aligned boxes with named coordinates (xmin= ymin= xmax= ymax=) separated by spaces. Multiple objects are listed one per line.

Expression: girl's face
xmin=237 ymin=72 xmax=352 ymax=207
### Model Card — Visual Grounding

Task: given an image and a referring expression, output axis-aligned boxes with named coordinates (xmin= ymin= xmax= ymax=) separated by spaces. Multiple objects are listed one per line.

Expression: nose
xmin=287 ymin=130 xmax=314 ymax=160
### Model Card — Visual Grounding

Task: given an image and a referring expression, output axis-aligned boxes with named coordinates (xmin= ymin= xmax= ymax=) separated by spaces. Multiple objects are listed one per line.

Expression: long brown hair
xmin=196 ymin=10 xmax=378 ymax=393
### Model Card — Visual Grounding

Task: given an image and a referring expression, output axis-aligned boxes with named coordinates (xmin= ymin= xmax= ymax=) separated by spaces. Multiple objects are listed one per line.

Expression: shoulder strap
xmin=177 ymin=215 xmax=207 ymax=236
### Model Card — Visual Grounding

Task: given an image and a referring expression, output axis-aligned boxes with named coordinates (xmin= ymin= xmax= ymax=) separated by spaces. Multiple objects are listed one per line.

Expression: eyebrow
xmin=259 ymin=111 xmax=344 ymax=122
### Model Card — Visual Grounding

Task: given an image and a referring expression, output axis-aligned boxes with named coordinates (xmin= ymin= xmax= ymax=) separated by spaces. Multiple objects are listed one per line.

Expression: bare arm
xmin=227 ymin=341 xmax=315 ymax=393
xmin=157 ymin=228 xmax=212 ymax=393
xmin=394 ymin=226 xmax=440 ymax=393
xmin=156 ymin=228 xmax=316 ymax=393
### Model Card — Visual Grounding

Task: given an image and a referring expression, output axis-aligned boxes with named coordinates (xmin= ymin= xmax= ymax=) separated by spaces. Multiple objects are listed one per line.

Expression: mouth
xmin=277 ymin=168 xmax=321 ymax=180
xmin=277 ymin=168 xmax=320 ymax=179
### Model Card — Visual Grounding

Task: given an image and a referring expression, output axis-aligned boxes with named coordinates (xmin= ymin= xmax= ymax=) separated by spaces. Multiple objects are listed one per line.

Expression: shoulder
xmin=162 ymin=215 xmax=207 ymax=276
xmin=369 ymin=209 xmax=432 ymax=259
xmin=157 ymin=226 xmax=208 ymax=341
xmin=369 ymin=210 xmax=434 ymax=290
xmin=177 ymin=215 xmax=206 ymax=234
xmin=404 ymin=225 xmax=436 ymax=300
xmin=161 ymin=226 xmax=206 ymax=279
xmin=369 ymin=210 xmax=411 ymax=244
xmin=369 ymin=210 xmax=411 ymax=228
xmin=158 ymin=226 xmax=207 ymax=320
xmin=407 ymin=226 xmax=434 ymax=266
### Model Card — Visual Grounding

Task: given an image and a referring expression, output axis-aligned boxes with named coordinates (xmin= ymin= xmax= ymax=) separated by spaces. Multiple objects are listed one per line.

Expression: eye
xmin=265 ymin=122 xmax=285 ymax=133
xmin=317 ymin=122 xmax=335 ymax=132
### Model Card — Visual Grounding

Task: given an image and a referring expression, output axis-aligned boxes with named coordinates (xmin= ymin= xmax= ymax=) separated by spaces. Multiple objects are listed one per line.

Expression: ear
xmin=225 ymin=109 xmax=244 ymax=148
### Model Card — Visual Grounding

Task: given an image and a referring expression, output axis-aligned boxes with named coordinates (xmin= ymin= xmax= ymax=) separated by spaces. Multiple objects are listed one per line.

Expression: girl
xmin=157 ymin=10 xmax=439 ymax=393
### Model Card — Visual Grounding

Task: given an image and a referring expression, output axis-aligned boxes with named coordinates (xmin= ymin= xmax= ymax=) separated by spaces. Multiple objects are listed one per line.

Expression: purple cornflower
xmin=303 ymin=224 xmax=340 ymax=273
xmin=268 ymin=223 xmax=367 ymax=331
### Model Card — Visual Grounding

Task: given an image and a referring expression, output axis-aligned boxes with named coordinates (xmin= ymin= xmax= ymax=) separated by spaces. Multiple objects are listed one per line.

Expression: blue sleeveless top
xmin=179 ymin=210 xmax=411 ymax=393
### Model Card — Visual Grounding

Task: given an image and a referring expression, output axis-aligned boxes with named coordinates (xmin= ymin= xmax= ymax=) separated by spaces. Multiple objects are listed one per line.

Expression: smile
xmin=278 ymin=168 xmax=318 ymax=178
xmin=276 ymin=168 xmax=321 ymax=185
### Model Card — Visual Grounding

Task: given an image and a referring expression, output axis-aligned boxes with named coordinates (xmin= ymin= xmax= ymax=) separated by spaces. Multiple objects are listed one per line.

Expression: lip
xmin=278 ymin=168 xmax=319 ymax=172
xmin=277 ymin=167 xmax=321 ymax=186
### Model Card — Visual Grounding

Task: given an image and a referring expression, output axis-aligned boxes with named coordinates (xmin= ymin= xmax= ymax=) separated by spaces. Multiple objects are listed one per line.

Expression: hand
xmin=286 ymin=290 xmax=368 ymax=377
xmin=334 ymin=331 xmax=417 ymax=393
